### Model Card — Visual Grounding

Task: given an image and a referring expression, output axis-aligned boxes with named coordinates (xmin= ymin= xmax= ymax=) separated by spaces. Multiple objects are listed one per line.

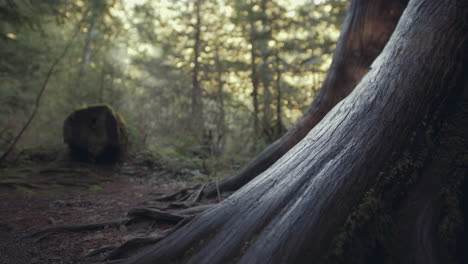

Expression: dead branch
xmin=188 ymin=184 xmax=206 ymax=203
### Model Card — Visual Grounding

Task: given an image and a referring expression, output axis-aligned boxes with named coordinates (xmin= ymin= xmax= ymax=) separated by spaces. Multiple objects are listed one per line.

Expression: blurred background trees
xmin=0 ymin=0 xmax=347 ymax=170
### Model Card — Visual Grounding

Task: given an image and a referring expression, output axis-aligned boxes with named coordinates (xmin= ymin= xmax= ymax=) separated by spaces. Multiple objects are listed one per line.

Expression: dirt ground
xmin=0 ymin=156 xmax=200 ymax=264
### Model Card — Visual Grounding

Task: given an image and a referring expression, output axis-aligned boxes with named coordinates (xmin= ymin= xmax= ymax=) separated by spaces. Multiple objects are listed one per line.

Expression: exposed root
xmin=27 ymin=219 xmax=128 ymax=239
xmin=0 ymin=182 xmax=40 ymax=189
xmin=152 ymin=185 xmax=201 ymax=202
xmin=215 ymin=178 xmax=222 ymax=202
xmin=188 ymin=184 xmax=205 ymax=203
xmin=162 ymin=202 xmax=194 ymax=209
xmin=83 ymin=246 xmax=116 ymax=258
xmin=177 ymin=204 xmax=214 ymax=215
xmin=106 ymin=234 xmax=166 ymax=260
xmin=26 ymin=183 xmax=216 ymax=263
xmin=127 ymin=207 xmax=186 ymax=224
xmin=106 ymin=215 xmax=196 ymax=261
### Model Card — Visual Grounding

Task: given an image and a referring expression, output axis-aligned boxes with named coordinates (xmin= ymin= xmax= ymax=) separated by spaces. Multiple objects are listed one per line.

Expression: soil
xmin=0 ymin=154 xmax=201 ymax=264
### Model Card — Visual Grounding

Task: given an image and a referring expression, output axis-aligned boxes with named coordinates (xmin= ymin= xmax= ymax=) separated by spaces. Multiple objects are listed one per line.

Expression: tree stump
xmin=63 ymin=105 xmax=127 ymax=163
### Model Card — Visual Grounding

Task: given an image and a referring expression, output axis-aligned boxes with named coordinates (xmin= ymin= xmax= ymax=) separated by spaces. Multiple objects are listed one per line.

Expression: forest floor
xmin=0 ymin=151 xmax=215 ymax=264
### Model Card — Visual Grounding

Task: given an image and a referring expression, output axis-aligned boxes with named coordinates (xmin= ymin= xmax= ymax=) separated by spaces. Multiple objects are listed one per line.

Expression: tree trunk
xmin=261 ymin=76 xmax=272 ymax=140
xmin=203 ymin=0 xmax=409 ymax=197
xmin=75 ymin=7 xmax=98 ymax=95
xmin=124 ymin=0 xmax=468 ymax=263
xmin=191 ymin=0 xmax=204 ymax=140
xmin=98 ymin=66 xmax=105 ymax=103
xmin=250 ymin=23 xmax=260 ymax=138
xmin=275 ymin=51 xmax=284 ymax=138
xmin=215 ymin=44 xmax=226 ymax=155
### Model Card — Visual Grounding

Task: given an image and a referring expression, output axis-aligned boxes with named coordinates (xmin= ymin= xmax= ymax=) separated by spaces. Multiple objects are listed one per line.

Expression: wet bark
xmin=124 ymin=0 xmax=468 ymax=263
xmin=204 ymin=0 xmax=409 ymax=197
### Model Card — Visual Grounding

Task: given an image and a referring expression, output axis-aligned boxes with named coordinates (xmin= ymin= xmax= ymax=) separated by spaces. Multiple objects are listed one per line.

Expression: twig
xmin=189 ymin=184 xmax=206 ymax=203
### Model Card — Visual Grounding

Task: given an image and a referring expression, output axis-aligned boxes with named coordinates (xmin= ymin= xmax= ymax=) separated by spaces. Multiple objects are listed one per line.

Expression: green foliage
xmin=1 ymin=0 xmax=347 ymax=163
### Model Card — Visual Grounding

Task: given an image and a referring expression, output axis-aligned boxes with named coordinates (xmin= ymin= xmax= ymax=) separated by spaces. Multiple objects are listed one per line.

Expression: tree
xmin=191 ymin=0 xmax=205 ymax=140
xmin=229 ymin=0 xmax=344 ymax=145
xmin=203 ymin=0 xmax=409 ymax=197
xmin=123 ymin=0 xmax=468 ymax=263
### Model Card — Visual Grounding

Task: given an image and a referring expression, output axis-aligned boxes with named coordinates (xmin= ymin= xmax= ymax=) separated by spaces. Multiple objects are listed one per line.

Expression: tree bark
xmin=203 ymin=0 xmax=409 ymax=197
xmin=124 ymin=0 xmax=468 ymax=263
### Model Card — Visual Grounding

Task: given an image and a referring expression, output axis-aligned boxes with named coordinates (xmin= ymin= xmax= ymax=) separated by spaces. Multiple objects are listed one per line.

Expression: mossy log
xmin=63 ymin=105 xmax=127 ymax=163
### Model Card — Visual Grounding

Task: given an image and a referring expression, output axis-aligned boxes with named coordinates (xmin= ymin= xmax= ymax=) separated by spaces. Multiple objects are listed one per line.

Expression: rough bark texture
xmin=204 ymin=0 xmax=409 ymax=197
xmin=124 ymin=0 xmax=468 ymax=263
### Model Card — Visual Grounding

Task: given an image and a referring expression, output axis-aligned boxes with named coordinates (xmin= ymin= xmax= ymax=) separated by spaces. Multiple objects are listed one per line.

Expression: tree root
xmin=152 ymin=184 xmax=201 ymax=202
xmin=127 ymin=203 xmax=214 ymax=223
xmin=106 ymin=215 xmax=195 ymax=261
xmin=106 ymin=235 xmax=166 ymax=260
xmin=177 ymin=204 xmax=214 ymax=215
xmin=188 ymin=184 xmax=205 ymax=203
xmin=83 ymin=246 xmax=116 ymax=258
xmin=27 ymin=219 xmax=128 ymax=241
xmin=27 ymin=187 xmax=217 ymax=263
xmin=0 ymin=182 xmax=40 ymax=189
xmin=127 ymin=208 xmax=186 ymax=224
xmin=28 ymin=202 xmax=214 ymax=243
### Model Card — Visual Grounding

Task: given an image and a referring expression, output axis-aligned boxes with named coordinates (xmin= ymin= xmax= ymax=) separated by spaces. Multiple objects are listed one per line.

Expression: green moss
xmin=326 ymin=98 xmax=468 ymax=264
xmin=176 ymin=229 xmax=219 ymax=264
xmin=438 ymin=157 xmax=467 ymax=263
xmin=435 ymin=100 xmax=468 ymax=263
xmin=76 ymin=103 xmax=115 ymax=112
xmin=325 ymin=126 xmax=436 ymax=264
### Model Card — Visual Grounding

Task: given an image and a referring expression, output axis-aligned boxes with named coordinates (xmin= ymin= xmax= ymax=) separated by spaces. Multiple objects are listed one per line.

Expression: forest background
xmin=0 ymin=0 xmax=347 ymax=177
